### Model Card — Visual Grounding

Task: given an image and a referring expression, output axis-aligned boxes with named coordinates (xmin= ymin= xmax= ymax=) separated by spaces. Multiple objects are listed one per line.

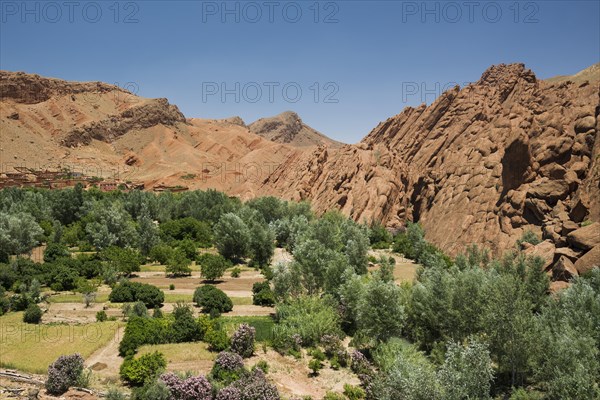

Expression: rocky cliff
xmin=249 ymin=111 xmax=343 ymax=148
xmin=263 ymin=63 xmax=599 ymax=279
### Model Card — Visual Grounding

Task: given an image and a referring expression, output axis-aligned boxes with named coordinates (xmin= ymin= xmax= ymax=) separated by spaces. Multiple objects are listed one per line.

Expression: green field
xmin=0 ymin=312 xmax=123 ymax=374
xmin=221 ymin=316 xmax=275 ymax=342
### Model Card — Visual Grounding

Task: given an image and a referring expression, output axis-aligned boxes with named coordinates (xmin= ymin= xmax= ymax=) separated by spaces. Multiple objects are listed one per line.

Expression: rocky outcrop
xmin=0 ymin=70 xmax=128 ymax=104
xmin=263 ymin=63 xmax=600 ymax=274
xmin=61 ymin=98 xmax=186 ymax=147
xmin=249 ymin=111 xmax=343 ymax=148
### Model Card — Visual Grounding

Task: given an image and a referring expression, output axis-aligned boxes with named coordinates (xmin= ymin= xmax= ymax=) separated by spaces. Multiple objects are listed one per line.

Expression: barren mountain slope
xmin=249 ymin=111 xmax=343 ymax=148
xmin=263 ymin=64 xmax=600 ymax=263
xmin=0 ymin=71 xmax=303 ymax=198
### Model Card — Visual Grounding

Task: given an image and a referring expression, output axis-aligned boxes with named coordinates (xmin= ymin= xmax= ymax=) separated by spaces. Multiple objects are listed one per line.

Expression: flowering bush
xmin=232 ymin=369 xmax=280 ymax=400
xmin=212 ymin=351 xmax=245 ymax=384
xmin=351 ymin=350 xmax=373 ymax=375
xmin=46 ymin=354 xmax=84 ymax=395
xmin=215 ymin=351 xmax=245 ymax=370
xmin=216 ymin=386 xmax=243 ymax=400
xmin=231 ymin=324 xmax=256 ymax=358
xmin=160 ymin=372 xmax=212 ymax=400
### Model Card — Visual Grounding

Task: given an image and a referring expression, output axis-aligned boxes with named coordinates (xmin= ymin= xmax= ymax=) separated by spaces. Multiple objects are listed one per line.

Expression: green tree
xmin=85 ymin=201 xmax=138 ymax=250
xmin=248 ymin=222 xmax=275 ymax=267
xmin=0 ymin=212 xmax=43 ymax=261
xmin=165 ymin=248 xmax=192 ymax=277
xmin=137 ymin=212 xmax=160 ymax=256
xmin=214 ymin=213 xmax=250 ymax=261
xmin=438 ymin=338 xmax=494 ymax=400
xmin=198 ymin=253 xmax=230 ymax=282
xmin=100 ymin=246 xmax=141 ymax=277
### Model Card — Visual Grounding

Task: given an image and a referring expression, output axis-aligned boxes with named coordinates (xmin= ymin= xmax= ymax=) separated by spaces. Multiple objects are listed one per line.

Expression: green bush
xmin=149 ymin=244 xmax=173 ymax=265
xmin=109 ymin=281 xmax=164 ymax=308
xmin=308 ymin=358 xmax=323 ymax=375
xmin=43 ymin=242 xmax=70 ymax=262
xmin=23 ymin=303 xmax=43 ymax=324
xmin=159 ymin=217 xmax=212 ymax=247
xmin=193 ymin=285 xmax=233 ymax=316
xmin=119 ymin=316 xmax=170 ymax=356
xmin=343 ymin=384 xmax=366 ymax=400
xmin=120 ymin=351 xmax=166 ymax=386
xmin=165 ymin=248 xmax=192 ymax=276
xmin=517 ymin=230 xmax=541 ymax=248
xmin=169 ymin=283 xmax=175 ymax=290
xmin=96 ymin=310 xmax=108 ymax=322
xmin=131 ymin=380 xmax=170 ymax=400
xmin=252 ymin=281 xmax=275 ymax=306
xmin=231 ymin=267 xmax=241 ymax=278
xmin=253 ymin=360 xmax=269 ymax=374
xmin=205 ymin=327 xmax=230 ymax=352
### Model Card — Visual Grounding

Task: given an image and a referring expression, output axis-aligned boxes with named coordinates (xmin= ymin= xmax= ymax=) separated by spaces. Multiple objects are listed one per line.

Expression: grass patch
xmin=231 ymin=297 xmax=253 ymax=306
xmin=221 ymin=316 xmax=275 ymax=342
xmin=140 ymin=264 xmax=167 ymax=272
xmin=0 ymin=312 xmax=123 ymax=374
xmin=48 ymin=293 xmax=110 ymax=303
xmin=137 ymin=342 xmax=214 ymax=364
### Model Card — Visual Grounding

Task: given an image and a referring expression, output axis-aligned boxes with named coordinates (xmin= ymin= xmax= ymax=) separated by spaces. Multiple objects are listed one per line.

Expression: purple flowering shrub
xmin=160 ymin=372 xmax=212 ymax=400
xmin=231 ymin=324 xmax=256 ymax=358
xmin=46 ymin=353 xmax=84 ymax=395
xmin=211 ymin=351 xmax=245 ymax=384
xmin=232 ymin=369 xmax=280 ymax=400
xmin=216 ymin=386 xmax=243 ymax=400
xmin=350 ymin=350 xmax=373 ymax=375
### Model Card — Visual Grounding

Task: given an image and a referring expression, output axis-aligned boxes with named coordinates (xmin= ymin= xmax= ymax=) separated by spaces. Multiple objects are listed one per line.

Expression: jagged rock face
xmin=263 ymin=63 xmax=600 ymax=262
xmin=0 ymin=70 xmax=127 ymax=104
xmin=249 ymin=111 xmax=343 ymax=148
xmin=61 ymin=98 xmax=186 ymax=147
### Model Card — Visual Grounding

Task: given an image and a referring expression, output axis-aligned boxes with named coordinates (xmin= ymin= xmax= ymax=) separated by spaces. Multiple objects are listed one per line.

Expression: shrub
xmin=308 ymin=358 xmax=322 ymax=375
xmin=198 ymin=253 xmax=231 ymax=282
xmin=231 ymin=323 xmax=256 ymax=358
xmin=231 ymin=267 xmax=241 ymax=278
xmin=119 ymin=317 xmax=170 ymax=357
xmin=109 ymin=281 xmax=164 ymax=308
xmin=231 ymin=369 xmax=279 ymax=400
xmin=205 ymin=327 xmax=231 ymax=352
xmin=23 ymin=303 xmax=42 ymax=324
xmin=160 ymin=372 xmax=213 ymax=400
xmin=46 ymin=354 xmax=84 ymax=395
xmin=273 ymin=296 xmax=342 ymax=351
xmin=131 ymin=380 xmax=171 ymax=400
xmin=43 ymin=242 xmax=70 ymax=262
xmin=169 ymin=283 xmax=175 ymax=290
xmin=96 ymin=310 xmax=108 ymax=322
xmin=105 ymin=387 xmax=127 ymax=400
xmin=517 ymin=230 xmax=541 ymax=248
xmin=169 ymin=302 xmax=201 ymax=343
xmin=211 ymin=351 xmax=245 ymax=383
xmin=120 ymin=351 xmax=167 ymax=386
xmin=252 ymin=281 xmax=275 ymax=306
xmin=322 ymin=392 xmax=345 ymax=400
xmin=253 ymin=360 xmax=269 ymax=374
xmin=343 ymin=384 xmax=365 ymax=400
xmin=193 ymin=285 xmax=233 ymax=316
xmin=216 ymin=386 xmax=243 ymax=400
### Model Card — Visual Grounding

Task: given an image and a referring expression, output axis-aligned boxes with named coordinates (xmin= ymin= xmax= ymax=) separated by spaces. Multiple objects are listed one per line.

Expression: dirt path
xmin=84 ymin=326 xmax=125 ymax=382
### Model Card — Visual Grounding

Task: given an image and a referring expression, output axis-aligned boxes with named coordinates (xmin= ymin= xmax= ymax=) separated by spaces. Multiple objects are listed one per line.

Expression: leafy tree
xmin=137 ymin=212 xmax=160 ymax=256
xmin=169 ymin=302 xmax=201 ymax=343
xmin=77 ymin=279 xmax=100 ymax=308
xmin=292 ymin=239 xmax=351 ymax=295
xmin=109 ymin=281 xmax=164 ymax=308
xmin=368 ymin=221 xmax=392 ymax=248
xmin=100 ymin=246 xmax=141 ymax=277
xmin=193 ymin=285 xmax=233 ymax=316
xmin=355 ymin=277 xmax=406 ymax=344
xmin=149 ymin=244 xmax=173 ymax=265
xmin=246 ymin=196 xmax=287 ymax=223
xmin=214 ymin=213 xmax=251 ymax=261
xmin=198 ymin=253 xmax=231 ymax=282
xmin=84 ymin=201 xmax=138 ymax=250
xmin=166 ymin=248 xmax=192 ymax=277
xmin=252 ymin=281 xmax=275 ymax=306
xmin=248 ymin=223 xmax=275 ymax=268
xmin=175 ymin=238 xmax=198 ymax=260
xmin=0 ymin=212 xmax=43 ymax=261
xmin=438 ymin=339 xmax=494 ymax=400
xmin=160 ymin=217 xmax=212 ymax=247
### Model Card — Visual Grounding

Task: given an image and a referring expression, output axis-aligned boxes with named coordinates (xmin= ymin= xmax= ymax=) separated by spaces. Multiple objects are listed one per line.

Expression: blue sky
xmin=1 ymin=1 xmax=599 ymax=143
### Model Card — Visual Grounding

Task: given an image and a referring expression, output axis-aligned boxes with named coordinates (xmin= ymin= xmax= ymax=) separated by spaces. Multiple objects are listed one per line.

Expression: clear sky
xmin=1 ymin=1 xmax=599 ymax=143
